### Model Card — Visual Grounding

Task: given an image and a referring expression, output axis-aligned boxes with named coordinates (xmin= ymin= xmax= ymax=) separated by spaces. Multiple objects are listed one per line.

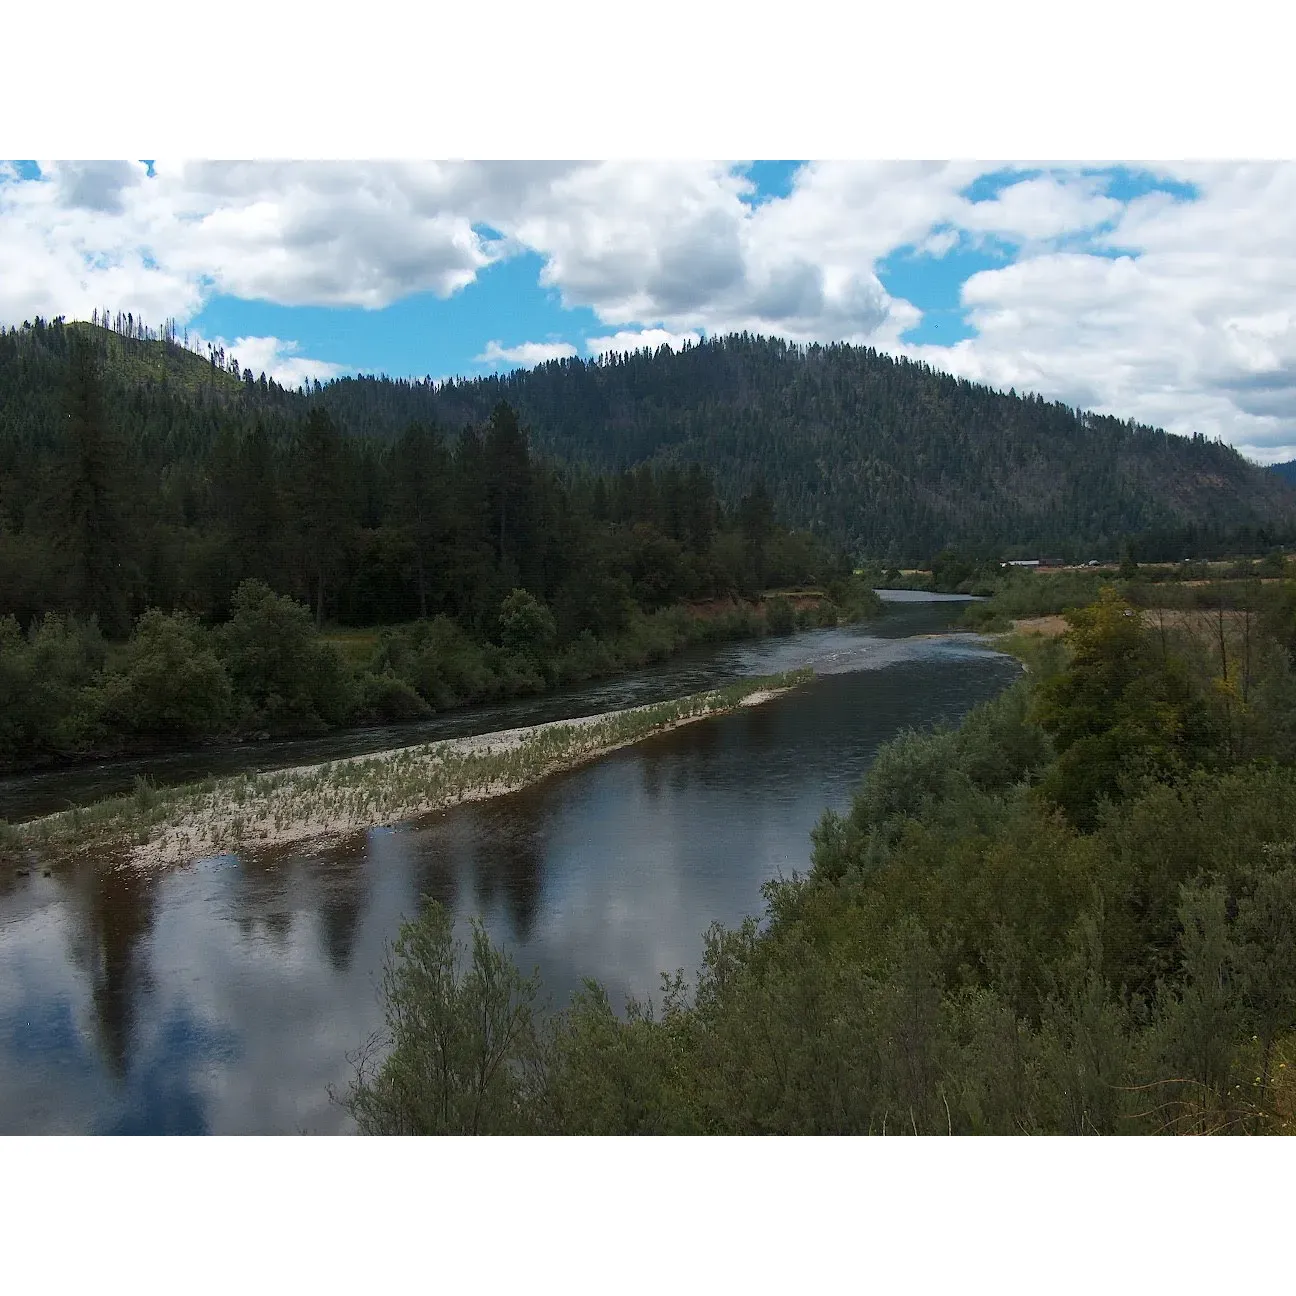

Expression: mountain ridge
xmin=4 ymin=318 xmax=1293 ymax=560
xmin=308 ymin=334 xmax=1296 ymax=558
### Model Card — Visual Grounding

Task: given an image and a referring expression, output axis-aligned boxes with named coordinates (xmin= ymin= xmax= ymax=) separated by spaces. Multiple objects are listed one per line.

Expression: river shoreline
xmin=0 ymin=592 xmax=879 ymax=787
xmin=0 ymin=613 xmax=1019 ymax=1135
xmin=2 ymin=671 xmax=811 ymax=873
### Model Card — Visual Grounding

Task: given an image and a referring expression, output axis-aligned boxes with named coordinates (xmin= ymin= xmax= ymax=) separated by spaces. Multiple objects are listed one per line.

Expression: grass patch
xmin=68 ymin=321 xmax=247 ymax=400
xmin=320 ymin=625 xmax=387 ymax=667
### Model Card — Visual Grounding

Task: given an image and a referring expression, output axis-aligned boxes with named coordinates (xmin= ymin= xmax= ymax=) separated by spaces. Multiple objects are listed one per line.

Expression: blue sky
xmin=1 ymin=160 xmax=1293 ymax=461
xmin=191 ymin=251 xmax=609 ymax=381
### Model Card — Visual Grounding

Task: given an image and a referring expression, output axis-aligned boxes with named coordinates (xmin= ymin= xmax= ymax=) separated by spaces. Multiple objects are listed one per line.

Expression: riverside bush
xmin=341 ymin=592 xmax=1296 ymax=1136
xmin=218 ymin=579 xmax=357 ymax=733
xmin=356 ymin=671 xmax=433 ymax=724
xmin=98 ymin=609 xmax=233 ymax=738
xmin=496 ymin=588 xmax=557 ymax=663
xmin=0 ymin=612 xmax=105 ymax=764
xmin=764 ymin=595 xmax=795 ymax=635
xmin=1 ymin=552 xmax=883 ymax=772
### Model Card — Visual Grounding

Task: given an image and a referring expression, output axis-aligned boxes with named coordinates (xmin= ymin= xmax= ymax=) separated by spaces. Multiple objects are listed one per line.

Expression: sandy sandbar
xmin=109 ymin=683 xmax=801 ymax=870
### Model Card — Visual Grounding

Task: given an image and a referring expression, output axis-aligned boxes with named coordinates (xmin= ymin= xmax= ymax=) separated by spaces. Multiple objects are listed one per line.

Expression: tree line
xmin=0 ymin=321 xmax=849 ymax=637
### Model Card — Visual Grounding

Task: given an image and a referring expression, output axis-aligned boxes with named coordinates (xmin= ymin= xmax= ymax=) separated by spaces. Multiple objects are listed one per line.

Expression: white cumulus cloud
xmin=584 ymin=328 xmax=702 ymax=357
xmin=191 ymin=333 xmax=347 ymax=388
xmin=475 ymin=338 xmax=578 ymax=367
xmin=0 ymin=161 xmax=515 ymax=321
xmin=898 ymin=164 xmax=1296 ymax=460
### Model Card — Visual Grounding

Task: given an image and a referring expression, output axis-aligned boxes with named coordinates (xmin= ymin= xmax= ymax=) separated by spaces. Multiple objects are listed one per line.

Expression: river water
xmin=0 ymin=597 xmax=1019 ymax=1134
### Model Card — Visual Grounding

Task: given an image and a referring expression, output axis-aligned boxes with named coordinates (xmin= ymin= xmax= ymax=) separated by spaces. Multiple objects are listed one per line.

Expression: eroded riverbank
xmin=3 ymin=671 xmax=811 ymax=872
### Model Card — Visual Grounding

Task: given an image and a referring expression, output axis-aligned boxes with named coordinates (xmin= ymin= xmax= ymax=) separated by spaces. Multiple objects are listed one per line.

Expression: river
xmin=0 ymin=597 xmax=1019 ymax=1133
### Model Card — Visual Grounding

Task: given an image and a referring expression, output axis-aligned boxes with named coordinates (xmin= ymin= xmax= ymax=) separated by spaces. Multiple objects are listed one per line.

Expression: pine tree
xmin=53 ymin=333 xmax=132 ymax=635
xmin=484 ymin=402 xmax=533 ymax=573
xmin=393 ymin=422 xmax=450 ymax=619
xmin=289 ymin=408 xmax=350 ymax=628
xmin=212 ymin=421 xmax=287 ymax=594
xmin=738 ymin=478 xmax=776 ymax=588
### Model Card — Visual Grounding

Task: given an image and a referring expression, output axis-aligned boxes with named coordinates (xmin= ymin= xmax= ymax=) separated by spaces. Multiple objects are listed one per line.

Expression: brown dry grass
xmin=1010 ymin=615 xmax=1070 ymax=637
xmin=1012 ymin=607 xmax=1264 ymax=642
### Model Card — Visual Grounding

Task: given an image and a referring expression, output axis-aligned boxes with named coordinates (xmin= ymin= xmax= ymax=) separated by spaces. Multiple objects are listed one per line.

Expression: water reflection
xmin=0 ymin=611 xmax=1018 ymax=1133
xmin=309 ymin=846 xmax=370 ymax=973
xmin=81 ymin=865 xmax=157 ymax=1077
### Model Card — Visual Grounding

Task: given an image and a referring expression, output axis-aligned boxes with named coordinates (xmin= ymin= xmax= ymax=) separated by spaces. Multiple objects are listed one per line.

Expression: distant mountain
xmin=311 ymin=334 xmax=1296 ymax=559
xmin=1269 ymin=460 xmax=1296 ymax=486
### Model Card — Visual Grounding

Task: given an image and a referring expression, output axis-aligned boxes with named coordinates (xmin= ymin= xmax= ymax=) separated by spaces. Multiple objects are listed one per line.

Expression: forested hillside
xmin=1271 ymin=460 xmax=1296 ymax=487
xmin=309 ymin=334 xmax=1296 ymax=560
xmin=0 ymin=318 xmax=847 ymax=632
xmin=3 ymin=317 xmax=1293 ymax=577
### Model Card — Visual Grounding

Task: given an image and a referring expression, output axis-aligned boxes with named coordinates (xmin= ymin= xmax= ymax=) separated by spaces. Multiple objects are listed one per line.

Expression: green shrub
xmin=0 ymin=612 xmax=105 ymax=764
xmin=962 ymin=603 xmax=1013 ymax=632
xmin=552 ymin=630 xmax=618 ymax=685
xmin=491 ymin=651 xmax=547 ymax=697
xmin=356 ymin=671 xmax=433 ymax=723
xmin=825 ymin=576 xmax=884 ymax=622
xmin=851 ymin=725 xmax=965 ymax=830
xmin=764 ymin=595 xmax=796 ymax=635
xmin=496 ymin=588 xmax=557 ymax=663
xmin=972 ymin=569 xmax=1112 ymax=621
xmin=217 ymin=579 xmax=358 ymax=733
xmin=98 ymin=609 xmax=233 ymax=738
xmin=340 ymin=899 xmax=546 ymax=1135
xmin=312 ymin=641 xmax=360 ymax=727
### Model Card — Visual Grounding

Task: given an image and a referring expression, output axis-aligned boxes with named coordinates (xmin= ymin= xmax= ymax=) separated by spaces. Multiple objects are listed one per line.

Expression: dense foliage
xmin=0 ymin=319 xmax=872 ymax=769
xmin=344 ymin=587 xmax=1296 ymax=1134
xmin=0 ymin=578 xmax=877 ymax=772
xmin=0 ymin=320 xmax=847 ymax=632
